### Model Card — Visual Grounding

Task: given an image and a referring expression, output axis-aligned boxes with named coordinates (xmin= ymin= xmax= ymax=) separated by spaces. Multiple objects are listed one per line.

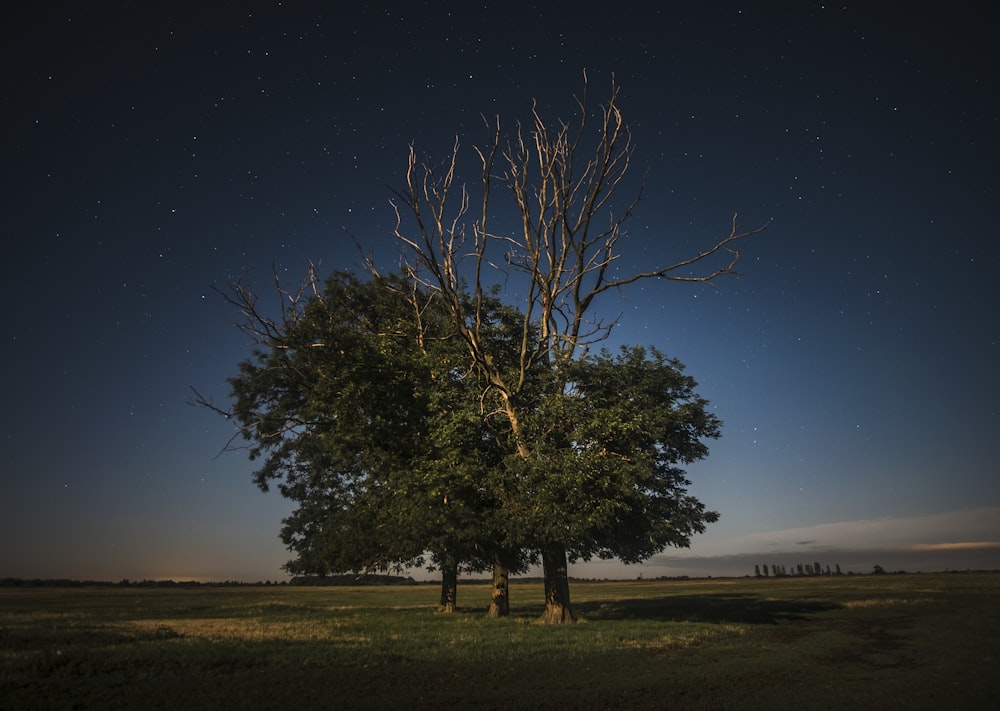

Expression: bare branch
xmin=601 ymin=214 xmax=770 ymax=290
xmin=210 ymin=276 xmax=284 ymax=346
xmin=187 ymin=386 xmax=247 ymax=458
xmin=212 ymin=261 xmax=330 ymax=349
xmin=389 ymin=72 xmax=767 ymax=451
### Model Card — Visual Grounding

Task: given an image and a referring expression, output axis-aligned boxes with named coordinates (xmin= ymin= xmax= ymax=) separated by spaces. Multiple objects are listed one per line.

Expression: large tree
xmin=199 ymin=269 xmax=520 ymax=611
xmin=387 ymin=72 xmax=765 ymax=621
xmin=529 ymin=345 xmax=722 ymax=565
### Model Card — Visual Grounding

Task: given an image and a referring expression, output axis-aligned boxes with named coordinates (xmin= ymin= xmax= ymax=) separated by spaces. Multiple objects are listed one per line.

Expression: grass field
xmin=2 ymin=573 xmax=998 ymax=709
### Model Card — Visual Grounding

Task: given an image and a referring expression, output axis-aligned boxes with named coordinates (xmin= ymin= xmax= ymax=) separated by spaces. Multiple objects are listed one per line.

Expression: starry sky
xmin=3 ymin=2 xmax=998 ymax=583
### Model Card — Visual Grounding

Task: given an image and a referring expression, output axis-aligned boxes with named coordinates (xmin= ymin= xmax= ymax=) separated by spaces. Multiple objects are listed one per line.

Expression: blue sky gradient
xmin=2 ymin=3 xmax=997 ymax=582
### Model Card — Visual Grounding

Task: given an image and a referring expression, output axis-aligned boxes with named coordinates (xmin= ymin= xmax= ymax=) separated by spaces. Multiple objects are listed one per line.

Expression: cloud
xmin=572 ymin=507 xmax=1000 ymax=577
xmin=670 ymin=507 xmax=1000 ymax=560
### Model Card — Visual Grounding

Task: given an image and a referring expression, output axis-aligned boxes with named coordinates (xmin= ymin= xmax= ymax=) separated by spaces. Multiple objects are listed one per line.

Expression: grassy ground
xmin=1 ymin=573 xmax=997 ymax=709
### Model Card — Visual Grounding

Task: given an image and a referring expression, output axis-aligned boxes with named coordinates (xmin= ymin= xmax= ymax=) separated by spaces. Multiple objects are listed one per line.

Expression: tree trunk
xmin=439 ymin=557 xmax=458 ymax=612
xmin=539 ymin=543 xmax=575 ymax=623
xmin=486 ymin=559 xmax=510 ymax=618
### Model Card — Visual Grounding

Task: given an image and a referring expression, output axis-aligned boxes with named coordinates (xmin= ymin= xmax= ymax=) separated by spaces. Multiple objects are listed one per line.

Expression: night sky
xmin=3 ymin=3 xmax=998 ymax=582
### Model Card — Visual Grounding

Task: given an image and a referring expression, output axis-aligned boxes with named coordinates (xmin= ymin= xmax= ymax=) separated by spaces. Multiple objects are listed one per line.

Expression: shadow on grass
xmin=461 ymin=593 xmax=843 ymax=625
xmin=574 ymin=593 xmax=843 ymax=624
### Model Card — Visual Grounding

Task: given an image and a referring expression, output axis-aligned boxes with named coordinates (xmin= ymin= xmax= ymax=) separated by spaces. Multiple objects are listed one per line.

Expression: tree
xmin=197 ymin=269 xmax=523 ymax=612
xmin=386 ymin=72 xmax=765 ymax=621
xmin=517 ymin=346 xmax=721 ymax=566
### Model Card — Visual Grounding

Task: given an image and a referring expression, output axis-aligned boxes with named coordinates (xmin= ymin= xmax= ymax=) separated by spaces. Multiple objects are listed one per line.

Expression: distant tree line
xmin=753 ymin=563 xmax=844 ymax=577
xmin=750 ymin=563 xmax=930 ymax=577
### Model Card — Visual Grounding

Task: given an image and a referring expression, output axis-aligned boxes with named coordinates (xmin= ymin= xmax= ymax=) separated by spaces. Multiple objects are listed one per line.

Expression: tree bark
xmin=486 ymin=559 xmax=510 ymax=618
xmin=540 ymin=544 xmax=575 ymax=623
xmin=439 ymin=557 xmax=458 ymax=613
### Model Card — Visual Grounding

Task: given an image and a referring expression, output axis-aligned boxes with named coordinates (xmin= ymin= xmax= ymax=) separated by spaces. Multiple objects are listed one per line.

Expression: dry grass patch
xmin=842 ymin=596 xmax=933 ymax=608
xmin=127 ymin=617 xmax=349 ymax=643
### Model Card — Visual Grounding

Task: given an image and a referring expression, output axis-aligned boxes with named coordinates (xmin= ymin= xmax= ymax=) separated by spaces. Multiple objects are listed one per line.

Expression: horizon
xmin=7 ymin=564 xmax=1000 ymax=586
xmin=6 ymin=507 xmax=998 ymax=584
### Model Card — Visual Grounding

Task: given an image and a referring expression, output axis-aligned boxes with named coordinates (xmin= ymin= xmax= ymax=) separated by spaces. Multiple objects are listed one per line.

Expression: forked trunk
xmin=439 ymin=557 xmax=458 ymax=613
xmin=486 ymin=559 xmax=510 ymax=618
xmin=540 ymin=543 xmax=575 ymax=623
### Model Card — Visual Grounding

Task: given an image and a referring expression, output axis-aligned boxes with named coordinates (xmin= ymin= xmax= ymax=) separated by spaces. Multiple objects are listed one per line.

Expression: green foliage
xmin=224 ymin=272 xmax=512 ymax=578
xmin=218 ymin=272 xmax=723 ymax=594
xmin=510 ymin=346 xmax=721 ymax=564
